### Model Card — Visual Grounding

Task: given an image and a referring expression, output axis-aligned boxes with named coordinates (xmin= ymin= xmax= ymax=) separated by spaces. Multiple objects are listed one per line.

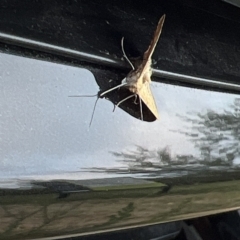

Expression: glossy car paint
xmin=1 ymin=0 xmax=240 ymax=239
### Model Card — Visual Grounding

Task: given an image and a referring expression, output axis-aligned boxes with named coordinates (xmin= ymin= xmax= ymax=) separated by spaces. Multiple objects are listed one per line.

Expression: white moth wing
xmin=138 ymin=82 xmax=159 ymax=120
xmin=133 ymin=14 xmax=165 ymax=120
xmin=140 ymin=14 xmax=166 ymax=78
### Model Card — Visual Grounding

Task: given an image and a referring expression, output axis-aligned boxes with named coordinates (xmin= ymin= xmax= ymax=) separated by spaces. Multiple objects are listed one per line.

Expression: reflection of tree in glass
xmin=86 ymin=98 xmax=240 ymax=181
xmin=108 ymin=98 xmax=240 ymax=171
xmin=112 ymin=145 xmax=159 ymax=168
xmin=178 ymin=98 xmax=240 ymax=166
xmin=111 ymin=145 xmax=195 ymax=172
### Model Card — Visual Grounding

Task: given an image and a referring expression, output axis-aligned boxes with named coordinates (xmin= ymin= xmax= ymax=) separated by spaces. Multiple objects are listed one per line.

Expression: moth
xmin=70 ymin=14 xmax=166 ymax=125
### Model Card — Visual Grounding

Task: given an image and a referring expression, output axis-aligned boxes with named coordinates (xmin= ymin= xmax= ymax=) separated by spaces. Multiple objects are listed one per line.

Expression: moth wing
xmin=139 ymin=14 xmax=166 ymax=79
xmin=143 ymin=14 xmax=166 ymax=62
xmin=138 ymin=82 xmax=159 ymax=120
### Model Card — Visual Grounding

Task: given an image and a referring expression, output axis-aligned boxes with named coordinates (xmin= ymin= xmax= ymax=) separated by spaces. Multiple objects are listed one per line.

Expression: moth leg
xmin=121 ymin=37 xmax=135 ymax=70
xmin=112 ymin=94 xmax=135 ymax=112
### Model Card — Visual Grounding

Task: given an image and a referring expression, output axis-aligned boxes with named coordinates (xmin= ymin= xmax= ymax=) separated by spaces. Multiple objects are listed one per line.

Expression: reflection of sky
xmin=0 ymin=53 xmax=237 ymax=180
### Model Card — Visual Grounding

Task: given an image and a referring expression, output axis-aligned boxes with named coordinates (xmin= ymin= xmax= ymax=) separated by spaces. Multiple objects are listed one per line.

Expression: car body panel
xmin=1 ymin=0 xmax=240 ymax=239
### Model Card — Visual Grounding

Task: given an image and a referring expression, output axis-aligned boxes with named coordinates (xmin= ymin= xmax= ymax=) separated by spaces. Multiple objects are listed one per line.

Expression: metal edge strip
xmin=1 ymin=32 xmax=240 ymax=92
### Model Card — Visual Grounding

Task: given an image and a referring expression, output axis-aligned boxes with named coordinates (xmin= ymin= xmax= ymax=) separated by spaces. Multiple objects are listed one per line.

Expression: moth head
xmin=128 ymin=85 xmax=138 ymax=94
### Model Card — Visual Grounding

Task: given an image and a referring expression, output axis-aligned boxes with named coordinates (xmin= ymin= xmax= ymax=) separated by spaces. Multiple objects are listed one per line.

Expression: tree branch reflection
xmin=85 ymin=98 xmax=240 ymax=180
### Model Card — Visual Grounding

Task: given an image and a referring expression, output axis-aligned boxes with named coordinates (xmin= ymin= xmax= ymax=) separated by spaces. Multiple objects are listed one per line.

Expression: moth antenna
xmin=100 ymin=81 xmax=128 ymax=97
xmin=139 ymin=97 xmax=143 ymax=121
xmin=68 ymin=94 xmax=98 ymax=98
xmin=89 ymin=97 xmax=99 ymax=127
xmin=113 ymin=94 xmax=136 ymax=112
xmin=121 ymin=37 xmax=135 ymax=70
